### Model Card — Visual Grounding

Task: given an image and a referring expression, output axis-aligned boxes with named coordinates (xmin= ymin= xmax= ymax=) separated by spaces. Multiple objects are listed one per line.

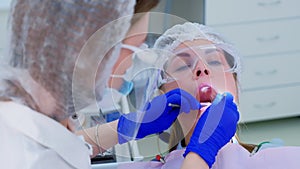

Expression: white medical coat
xmin=0 ymin=101 xmax=91 ymax=169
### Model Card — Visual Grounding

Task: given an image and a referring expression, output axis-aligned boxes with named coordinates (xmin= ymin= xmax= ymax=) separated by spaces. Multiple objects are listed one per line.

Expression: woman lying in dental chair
xmin=117 ymin=22 xmax=300 ymax=169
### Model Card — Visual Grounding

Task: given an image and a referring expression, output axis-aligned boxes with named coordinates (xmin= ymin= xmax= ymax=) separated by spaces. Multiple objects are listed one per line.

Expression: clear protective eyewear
xmin=161 ymin=44 xmax=237 ymax=84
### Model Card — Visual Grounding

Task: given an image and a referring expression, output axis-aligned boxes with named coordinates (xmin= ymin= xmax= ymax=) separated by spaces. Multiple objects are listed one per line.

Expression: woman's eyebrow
xmin=205 ymin=48 xmax=216 ymax=55
xmin=175 ymin=52 xmax=191 ymax=57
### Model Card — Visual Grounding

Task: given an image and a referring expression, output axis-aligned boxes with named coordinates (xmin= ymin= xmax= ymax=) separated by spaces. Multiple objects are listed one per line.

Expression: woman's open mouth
xmin=198 ymin=83 xmax=217 ymax=103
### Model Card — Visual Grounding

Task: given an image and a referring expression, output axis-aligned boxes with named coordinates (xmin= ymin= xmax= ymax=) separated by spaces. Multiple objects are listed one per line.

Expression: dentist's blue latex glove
xmin=117 ymin=88 xmax=201 ymax=144
xmin=183 ymin=93 xmax=239 ymax=168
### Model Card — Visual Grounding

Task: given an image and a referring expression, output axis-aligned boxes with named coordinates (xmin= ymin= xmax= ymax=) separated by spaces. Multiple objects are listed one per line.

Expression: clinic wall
xmin=148 ymin=0 xmax=204 ymax=38
xmin=204 ymin=0 xmax=300 ymax=123
xmin=192 ymin=0 xmax=300 ymax=146
xmin=167 ymin=0 xmax=204 ymax=23
xmin=0 ymin=3 xmax=10 ymax=59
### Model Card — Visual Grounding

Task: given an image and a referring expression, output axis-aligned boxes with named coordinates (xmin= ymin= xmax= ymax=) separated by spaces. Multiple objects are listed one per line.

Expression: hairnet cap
xmin=7 ymin=0 xmax=136 ymax=121
xmin=154 ymin=22 xmax=227 ymax=51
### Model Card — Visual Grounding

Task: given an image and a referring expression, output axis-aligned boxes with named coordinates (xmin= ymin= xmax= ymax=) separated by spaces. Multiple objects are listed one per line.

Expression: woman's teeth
xmin=201 ymin=86 xmax=209 ymax=93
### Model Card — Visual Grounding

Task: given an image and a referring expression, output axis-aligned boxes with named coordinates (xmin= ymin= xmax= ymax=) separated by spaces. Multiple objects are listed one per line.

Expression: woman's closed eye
xmin=171 ymin=52 xmax=198 ymax=73
xmin=204 ymin=49 xmax=230 ymax=68
xmin=174 ymin=63 xmax=194 ymax=72
xmin=207 ymin=60 xmax=222 ymax=66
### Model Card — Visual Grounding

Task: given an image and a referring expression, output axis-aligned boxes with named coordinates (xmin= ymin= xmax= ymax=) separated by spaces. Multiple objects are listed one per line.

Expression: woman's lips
xmin=198 ymin=84 xmax=217 ymax=103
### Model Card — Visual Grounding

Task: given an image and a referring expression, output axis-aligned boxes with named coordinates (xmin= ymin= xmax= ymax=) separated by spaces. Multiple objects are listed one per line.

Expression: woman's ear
xmin=160 ymin=80 xmax=180 ymax=92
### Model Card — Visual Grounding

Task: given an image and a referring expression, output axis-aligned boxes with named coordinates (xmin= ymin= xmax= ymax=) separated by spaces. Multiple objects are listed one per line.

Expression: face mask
xmin=110 ymin=74 xmax=134 ymax=95
xmin=110 ymin=43 xmax=149 ymax=96
xmin=118 ymin=79 xmax=133 ymax=95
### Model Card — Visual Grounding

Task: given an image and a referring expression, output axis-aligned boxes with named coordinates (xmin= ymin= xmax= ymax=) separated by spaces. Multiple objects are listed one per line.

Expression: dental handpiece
xmin=168 ymin=102 xmax=210 ymax=108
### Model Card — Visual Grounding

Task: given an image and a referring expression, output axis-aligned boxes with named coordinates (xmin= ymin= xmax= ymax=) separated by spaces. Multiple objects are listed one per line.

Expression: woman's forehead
xmin=175 ymin=39 xmax=213 ymax=51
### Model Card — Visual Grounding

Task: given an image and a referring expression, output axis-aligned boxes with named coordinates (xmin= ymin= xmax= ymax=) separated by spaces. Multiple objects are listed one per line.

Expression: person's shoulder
xmin=0 ymin=101 xmax=31 ymax=118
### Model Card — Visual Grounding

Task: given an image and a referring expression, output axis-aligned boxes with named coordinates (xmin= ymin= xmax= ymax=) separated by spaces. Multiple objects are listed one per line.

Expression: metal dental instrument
xmin=168 ymin=103 xmax=180 ymax=107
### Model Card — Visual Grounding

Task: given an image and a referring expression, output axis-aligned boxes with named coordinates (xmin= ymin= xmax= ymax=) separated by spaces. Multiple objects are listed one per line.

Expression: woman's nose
xmin=194 ymin=65 xmax=210 ymax=79
xmin=195 ymin=68 xmax=209 ymax=76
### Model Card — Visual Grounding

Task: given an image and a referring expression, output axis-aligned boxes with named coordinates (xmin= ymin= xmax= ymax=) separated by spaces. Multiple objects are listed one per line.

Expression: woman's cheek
xmin=178 ymin=81 xmax=198 ymax=95
xmin=177 ymin=110 xmax=199 ymax=136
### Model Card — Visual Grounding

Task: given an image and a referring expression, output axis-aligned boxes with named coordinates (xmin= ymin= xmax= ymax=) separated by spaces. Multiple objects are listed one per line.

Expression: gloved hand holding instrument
xmin=183 ymin=92 xmax=240 ymax=168
xmin=117 ymin=88 xmax=201 ymax=144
